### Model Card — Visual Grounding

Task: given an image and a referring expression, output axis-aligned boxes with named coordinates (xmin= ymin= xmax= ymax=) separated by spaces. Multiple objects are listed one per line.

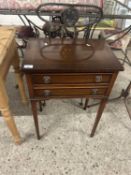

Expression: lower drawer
xmin=33 ymin=88 xmax=107 ymax=98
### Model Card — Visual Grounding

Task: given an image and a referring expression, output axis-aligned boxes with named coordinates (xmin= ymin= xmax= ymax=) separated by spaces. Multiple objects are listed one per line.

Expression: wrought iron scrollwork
xmin=36 ymin=3 xmax=103 ymax=39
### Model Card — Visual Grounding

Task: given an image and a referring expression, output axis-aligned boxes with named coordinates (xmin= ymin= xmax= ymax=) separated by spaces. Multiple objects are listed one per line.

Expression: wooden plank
xmin=0 ymin=27 xmax=16 ymax=65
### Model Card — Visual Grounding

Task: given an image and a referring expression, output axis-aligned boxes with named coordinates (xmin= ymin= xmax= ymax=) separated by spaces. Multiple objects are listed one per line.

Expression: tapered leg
xmin=39 ymin=101 xmax=43 ymax=112
xmin=0 ymin=76 xmax=21 ymax=144
xmin=31 ymin=101 xmax=40 ymax=139
xmin=79 ymin=98 xmax=83 ymax=106
xmin=12 ymin=50 xmax=27 ymax=104
xmin=90 ymin=99 xmax=107 ymax=137
xmin=39 ymin=100 xmax=46 ymax=112
xmin=84 ymin=98 xmax=89 ymax=110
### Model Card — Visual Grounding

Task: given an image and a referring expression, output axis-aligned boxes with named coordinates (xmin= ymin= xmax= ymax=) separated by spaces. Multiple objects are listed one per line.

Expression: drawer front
xmin=33 ymin=88 xmax=107 ymax=98
xmin=31 ymin=74 xmax=112 ymax=85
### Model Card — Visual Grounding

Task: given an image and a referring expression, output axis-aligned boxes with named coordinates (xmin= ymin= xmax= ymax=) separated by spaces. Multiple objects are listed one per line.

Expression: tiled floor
xmin=0 ymin=51 xmax=131 ymax=175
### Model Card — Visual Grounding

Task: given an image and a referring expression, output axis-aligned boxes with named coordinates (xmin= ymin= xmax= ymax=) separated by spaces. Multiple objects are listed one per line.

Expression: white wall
xmin=125 ymin=0 xmax=131 ymax=27
xmin=0 ymin=15 xmax=45 ymax=26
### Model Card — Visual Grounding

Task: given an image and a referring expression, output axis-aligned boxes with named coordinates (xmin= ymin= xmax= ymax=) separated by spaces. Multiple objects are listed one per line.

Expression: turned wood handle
xmin=43 ymin=76 xmax=51 ymax=84
xmin=95 ymin=75 xmax=102 ymax=82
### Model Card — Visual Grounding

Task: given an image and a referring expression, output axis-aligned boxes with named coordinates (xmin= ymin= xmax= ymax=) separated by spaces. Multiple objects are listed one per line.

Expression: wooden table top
xmin=0 ymin=26 xmax=16 ymax=65
xmin=22 ymin=38 xmax=124 ymax=73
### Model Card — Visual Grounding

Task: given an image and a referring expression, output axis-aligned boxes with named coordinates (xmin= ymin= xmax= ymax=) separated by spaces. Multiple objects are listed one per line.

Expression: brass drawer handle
xmin=92 ymin=89 xmax=98 ymax=95
xmin=43 ymin=76 xmax=51 ymax=84
xmin=96 ymin=75 xmax=102 ymax=82
xmin=43 ymin=90 xmax=51 ymax=97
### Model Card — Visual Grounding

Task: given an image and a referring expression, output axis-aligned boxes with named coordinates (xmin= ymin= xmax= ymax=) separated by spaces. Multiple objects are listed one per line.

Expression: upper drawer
xmin=31 ymin=73 xmax=112 ymax=84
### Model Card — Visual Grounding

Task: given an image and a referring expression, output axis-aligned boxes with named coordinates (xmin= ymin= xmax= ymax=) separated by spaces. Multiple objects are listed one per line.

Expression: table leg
xmin=83 ymin=98 xmax=89 ymax=110
xmin=12 ymin=50 xmax=27 ymax=104
xmin=90 ymin=99 xmax=107 ymax=137
xmin=0 ymin=77 xmax=21 ymax=144
xmin=31 ymin=101 xmax=40 ymax=139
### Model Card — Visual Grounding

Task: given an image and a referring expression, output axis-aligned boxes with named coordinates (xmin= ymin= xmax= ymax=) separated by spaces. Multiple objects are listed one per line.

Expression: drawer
xmin=31 ymin=74 xmax=112 ymax=84
xmin=33 ymin=88 xmax=107 ymax=98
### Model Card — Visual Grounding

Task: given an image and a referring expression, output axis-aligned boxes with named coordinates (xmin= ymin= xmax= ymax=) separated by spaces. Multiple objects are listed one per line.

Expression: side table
xmin=22 ymin=38 xmax=124 ymax=139
xmin=0 ymin=27 xmax=27 ymax=144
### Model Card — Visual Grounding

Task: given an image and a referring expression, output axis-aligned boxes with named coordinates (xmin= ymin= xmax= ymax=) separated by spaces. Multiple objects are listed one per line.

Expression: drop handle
xmin=43 ymin=90 xmax=51 ymax=97
xmin=43 ymin=76 xmax=51 ymax=84
xmin=96 ymin=75 xmax=102 ymax=82
xmin=92 ymin=89 xmax=98 ymax=95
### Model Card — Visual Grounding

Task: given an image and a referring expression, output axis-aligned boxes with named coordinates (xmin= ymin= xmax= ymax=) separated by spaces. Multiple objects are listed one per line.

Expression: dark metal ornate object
xmin=36 ymin=3 xmax=103 ymax=39
xmin=36 ymin=3 xmax=103 ymax=62
xmin=61 ymin=7 xmax=79 ymax=27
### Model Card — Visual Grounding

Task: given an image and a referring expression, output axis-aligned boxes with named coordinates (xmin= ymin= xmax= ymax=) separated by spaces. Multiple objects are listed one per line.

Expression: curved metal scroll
xmin=36 ymin=3 xmax=103 ymax=39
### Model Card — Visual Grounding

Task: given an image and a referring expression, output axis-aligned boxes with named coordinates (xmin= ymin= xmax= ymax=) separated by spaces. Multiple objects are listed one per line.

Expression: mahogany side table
xmin=22 ymin=38 xmax=123 ymax=139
